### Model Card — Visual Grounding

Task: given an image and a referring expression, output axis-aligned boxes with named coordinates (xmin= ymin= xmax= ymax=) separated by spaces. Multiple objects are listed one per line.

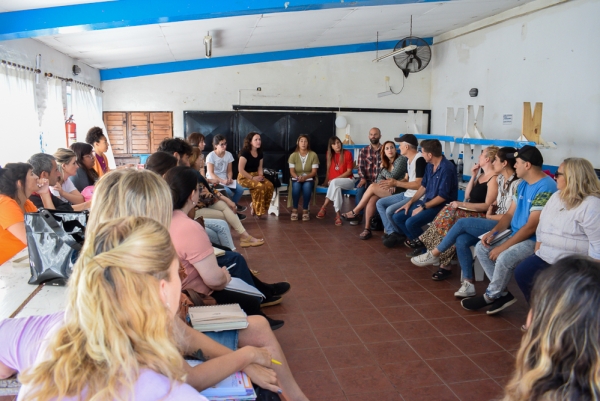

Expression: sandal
xmin=404 ymin=238 xmax=425 ymax=249
xmin=359 ymin=229 xmax=372 ymax=240
xmin=334 ymin=216 xmax=343 ymax=226
xmin=291 ymin=209 xmax=298 ymax=221
xmin=240 ymin=236 xmax=265 ymax=248
xmin=317 ymin=207 xmax=327 ymax=219
xmin=342 ymin=210 xmax=359 ymax=221
xmin=302 ymin=210 xmax=310 ymax=221
xmin=432 ymin=268 xmax=452 ymax=281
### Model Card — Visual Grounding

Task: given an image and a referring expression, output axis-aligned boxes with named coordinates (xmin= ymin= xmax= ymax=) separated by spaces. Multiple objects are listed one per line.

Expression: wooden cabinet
xmin=103 ymin=111 xmax=172 ymax=155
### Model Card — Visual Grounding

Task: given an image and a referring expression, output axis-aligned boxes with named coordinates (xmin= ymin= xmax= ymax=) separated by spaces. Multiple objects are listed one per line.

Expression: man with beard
xmin=354 ymin=127 xmax=383 ymax=225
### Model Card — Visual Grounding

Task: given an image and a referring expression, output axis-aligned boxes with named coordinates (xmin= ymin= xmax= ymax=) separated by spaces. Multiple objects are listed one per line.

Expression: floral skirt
xmin=419 ymin=205 xmax=485 ymax=266
xmin=237 ymin=172 xmax=274 ymax=216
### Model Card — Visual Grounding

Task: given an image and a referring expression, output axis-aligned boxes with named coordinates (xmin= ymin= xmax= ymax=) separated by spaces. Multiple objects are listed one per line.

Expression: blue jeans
xmin=354 ymin=182 xmax=372 ymax=215
xmin=475 ymin=238 xmax=535 ymax=300
xmin=514 ymin=254 xmax=550 ymax=303
xmin=291 ymin=180 xmax=314 ymax=209
xmin=223 ymin=182 xmax=245 ymax=204
xmin=392 ymin=201 xmax=443 ymax=239
xmin=216 ymin=251 xmax=274 ymax=299
xmin=376 ymin=192 xmax=411 ymax=234
xmin=436 ymin=218 xmax=497 ymax=280
xmin=204 ymin=218 xmax=236 ymax=250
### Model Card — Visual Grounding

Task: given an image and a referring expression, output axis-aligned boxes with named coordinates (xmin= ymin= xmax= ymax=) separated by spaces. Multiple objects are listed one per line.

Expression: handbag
xmin=262 ymin=168 xmax=281 ymax=188
xmin=370 ymin=212 xmax=383 ymax=231
xmin=25 ymin=208 xmax=88 ymax=286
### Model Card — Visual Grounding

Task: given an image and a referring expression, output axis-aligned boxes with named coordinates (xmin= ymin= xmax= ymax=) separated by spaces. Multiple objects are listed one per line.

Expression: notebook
xmin=478 ymin=229 xmax=512 ymax=245
xmin=457 ymin=205 xmax=478 ymax=213
xmin=225 ymin=277 xmax=265 ymax=299
xmin=188 ymin=303 xmax=249 ymax=332
xmin=186 ymin=360 xmax=257 ymax=400
xmin=213 ymin=246 xmax=226 ymax=257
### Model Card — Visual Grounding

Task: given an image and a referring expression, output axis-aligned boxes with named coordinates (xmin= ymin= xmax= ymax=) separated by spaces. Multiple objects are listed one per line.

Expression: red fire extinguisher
xmin=65 ymin=115 xmax=76 ymax=147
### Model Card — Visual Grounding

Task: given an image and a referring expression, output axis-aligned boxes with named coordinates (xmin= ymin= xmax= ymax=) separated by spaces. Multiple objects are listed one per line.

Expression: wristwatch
xmin=422 ymin=203 xmax=427 ymax=210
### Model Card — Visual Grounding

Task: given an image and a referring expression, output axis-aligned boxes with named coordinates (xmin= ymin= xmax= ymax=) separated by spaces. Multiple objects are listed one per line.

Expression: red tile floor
xmin=0 ymin=194 xmax=529 ymax=401
xmin=245 ymin=194 xmax=528 ymax=401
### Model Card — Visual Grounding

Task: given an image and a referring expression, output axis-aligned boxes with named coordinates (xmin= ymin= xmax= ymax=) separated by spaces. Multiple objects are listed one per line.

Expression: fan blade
xmin=413 ymin=54 xmax=422 ymax=70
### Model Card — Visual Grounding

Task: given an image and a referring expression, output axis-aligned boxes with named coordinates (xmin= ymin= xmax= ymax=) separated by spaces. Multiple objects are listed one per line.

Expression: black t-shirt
xmin=29 ymin=193 xmax=74 ymax=212
xmin=414 ymin=157 xmax=427 ymax=178
xmin=240 ymin=150 xmax=262 ymax=173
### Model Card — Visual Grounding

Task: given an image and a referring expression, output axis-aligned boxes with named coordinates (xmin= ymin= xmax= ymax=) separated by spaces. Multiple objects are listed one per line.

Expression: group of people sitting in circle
xmin=0 ymin=124 xmax=599 ymax=400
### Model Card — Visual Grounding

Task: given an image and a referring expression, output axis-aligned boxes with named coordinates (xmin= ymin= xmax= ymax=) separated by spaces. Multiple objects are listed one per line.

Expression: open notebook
xmin=188 ymin=303 xmax=249 ymax=332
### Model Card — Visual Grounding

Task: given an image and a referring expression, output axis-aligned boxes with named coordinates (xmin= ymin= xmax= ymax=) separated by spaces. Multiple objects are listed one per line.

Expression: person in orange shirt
xmin=86 ymin=126 xmax=110 ymax=178
xmin=0 ymin=163 xmax=50 ymax=265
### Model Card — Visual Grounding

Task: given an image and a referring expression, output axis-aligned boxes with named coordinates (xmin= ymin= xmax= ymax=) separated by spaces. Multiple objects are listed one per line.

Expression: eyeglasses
xmin=83 ymin=154 xmax=94 ymax=159
xmin=554 ymin=172 xmax=564 ymax=179
xmin=217 ymin=143 xmax=227 ymax=147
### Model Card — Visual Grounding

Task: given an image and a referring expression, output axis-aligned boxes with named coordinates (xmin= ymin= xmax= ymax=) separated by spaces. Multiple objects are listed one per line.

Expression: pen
xmin=489 ymin=231 xmax=499 ymax=238
xmin=226 ymin=263 xmax=236 ymax=270
xmin=271 ymin=359 xmax=282 ymax=365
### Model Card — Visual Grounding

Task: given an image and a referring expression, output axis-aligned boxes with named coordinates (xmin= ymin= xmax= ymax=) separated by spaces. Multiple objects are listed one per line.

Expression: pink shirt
xmin=0 ymin=313 xmax=206 ymax=401
xmin=169 ymin=210 xmax=214 ymax=295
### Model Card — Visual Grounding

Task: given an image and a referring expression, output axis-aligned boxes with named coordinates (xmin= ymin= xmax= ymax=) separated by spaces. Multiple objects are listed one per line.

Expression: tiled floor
xmin=241 ymin=194 xmax=528 ymax=401
xmin=0 ymin=194 xmax=529 ymax=401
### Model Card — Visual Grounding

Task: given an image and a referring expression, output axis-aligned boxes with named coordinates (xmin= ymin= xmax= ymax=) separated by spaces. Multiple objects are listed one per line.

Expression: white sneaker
xmin=411 ymin=251 xmax=440 ymax=267
xmin=454 ymin=281 xmax=476 ymax=298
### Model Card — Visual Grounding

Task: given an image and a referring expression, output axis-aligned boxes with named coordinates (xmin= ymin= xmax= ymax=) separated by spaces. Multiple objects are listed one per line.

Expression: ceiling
xmin=2 ymin=0 xmax=535 ymax=71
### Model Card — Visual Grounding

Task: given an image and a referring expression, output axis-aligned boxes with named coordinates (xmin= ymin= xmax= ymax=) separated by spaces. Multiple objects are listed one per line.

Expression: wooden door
xmin=128 ymin=113 xmax=151 ymax=154
xmin=103 ymin=112 xmax=127 ymax=155
xmin=149 ymin=112 xmax=173 ymax=153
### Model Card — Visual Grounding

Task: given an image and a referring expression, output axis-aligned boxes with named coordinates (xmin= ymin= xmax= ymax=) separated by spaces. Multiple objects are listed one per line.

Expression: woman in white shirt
xmin=51 ymin=148 xmax=90 ymax=209
xmin=206 ymin=135 xmax=246 ymax=212
xmin=514 ymin=157 xmax=600 ymax=302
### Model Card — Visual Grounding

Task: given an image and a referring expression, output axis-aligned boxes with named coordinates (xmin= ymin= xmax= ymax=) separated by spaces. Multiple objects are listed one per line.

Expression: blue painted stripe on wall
xmin=100 ymin=38 xmax=434 ymax=81
xmin=0 ymin=0 xmax=448 ymax=41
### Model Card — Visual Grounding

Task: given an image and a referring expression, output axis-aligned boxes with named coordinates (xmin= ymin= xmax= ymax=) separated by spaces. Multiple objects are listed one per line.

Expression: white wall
xmin=102 ymin=51 xmax=432 ymax=144
xmin=429 ymin=0 xmax=600 ymax=167
xmin=0 ymin=38 xmax=100 ymax=86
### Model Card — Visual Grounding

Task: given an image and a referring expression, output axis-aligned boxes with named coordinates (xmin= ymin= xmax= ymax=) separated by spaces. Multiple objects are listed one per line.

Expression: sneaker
xmin=405 ymin=247 xmax=426 ymax=258
xmin=236 ymin=204 xmax=247 ymax=212
xmin=411 ymin=251 xmax=440 ymax=267
xmin=271 ymin=282 xmax=291 ymax=297
xmin=461 ymin=295 xmax=492 ymax=311
xmin=382 ymin=233 xmax=390 ymax=241
xmin=383 ymin=232 xmax=405 ymax=248
xmin=265 ymin=315 xmax=285 ymax=331
xmin=487 ymin=292 xmax=517 ymax=315
xmin=454 ymin=281 xmax=476 ymax=298
xmin=261 ymin=295 xmax=283 ymax=308
xmin=237 ymin=213 xmax=247 ymax=221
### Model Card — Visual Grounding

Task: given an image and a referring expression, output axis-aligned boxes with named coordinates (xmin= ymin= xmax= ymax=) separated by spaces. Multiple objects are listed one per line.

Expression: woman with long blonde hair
xmin=317 ymin=136 xmax=354 ymax=225
xmin=12 ymin=216 xmax=206 ymax=400
xmin=51 ymin=168 xmax=307 ymax=401
xmin=503 ymin=255 xmax=600 ymax=401
xmin=51 ymin=147 xmax=91 ymax=210
xmin=514 ymin=157 xmax=600 ymax=302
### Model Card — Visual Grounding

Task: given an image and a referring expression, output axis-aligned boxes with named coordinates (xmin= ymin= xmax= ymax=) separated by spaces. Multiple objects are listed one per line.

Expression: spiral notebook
xmin=188 ymin=303 xmax=249 ymax=332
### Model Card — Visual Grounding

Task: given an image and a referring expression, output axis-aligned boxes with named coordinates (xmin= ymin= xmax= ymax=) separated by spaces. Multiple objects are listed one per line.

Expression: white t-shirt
xmin=50 ymin=179 xmax=77 ymax=202
xmin=206 ymin=151 xmax=234 ymax=181
xmin=405 ymin=153 xmax=426 ymax=198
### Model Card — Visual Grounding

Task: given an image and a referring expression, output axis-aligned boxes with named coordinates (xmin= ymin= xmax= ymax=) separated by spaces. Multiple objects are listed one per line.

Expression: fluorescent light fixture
xmin=378 ymin=90 xmax=393 ymax=98
xmin=372 ymin=45 xmax=417 ymax=63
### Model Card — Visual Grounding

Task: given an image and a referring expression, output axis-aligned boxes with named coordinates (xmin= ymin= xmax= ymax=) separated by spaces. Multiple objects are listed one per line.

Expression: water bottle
xmin=457 ymin=153 xmax=464 ymax=182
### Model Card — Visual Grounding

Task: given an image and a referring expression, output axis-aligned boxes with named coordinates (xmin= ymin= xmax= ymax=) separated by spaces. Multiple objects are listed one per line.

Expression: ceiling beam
xmin=0 ymin=0 xmax=446 ymax=41
xmin=100 ymin=37 xmax=433 ymax=80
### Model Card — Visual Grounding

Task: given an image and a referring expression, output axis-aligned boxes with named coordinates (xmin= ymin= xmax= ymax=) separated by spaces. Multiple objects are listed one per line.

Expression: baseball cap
xmin=394 ymin=134 xmax=419 ymax=148
xmin=514 ymin=145 xmax=543 ymax=167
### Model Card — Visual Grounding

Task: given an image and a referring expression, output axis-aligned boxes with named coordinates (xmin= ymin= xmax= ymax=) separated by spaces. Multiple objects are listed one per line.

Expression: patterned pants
xmin=237 ymin=172 xmax=274 ymax=216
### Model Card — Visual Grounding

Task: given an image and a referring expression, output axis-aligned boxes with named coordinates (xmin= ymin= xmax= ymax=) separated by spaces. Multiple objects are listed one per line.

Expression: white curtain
xmin=0 ymin=64 xmax=41 ymax=165
xmin=71 ymin=83 xmax=115 ymax=168
xmin=40 ymin=78 xmax=67 ymax=154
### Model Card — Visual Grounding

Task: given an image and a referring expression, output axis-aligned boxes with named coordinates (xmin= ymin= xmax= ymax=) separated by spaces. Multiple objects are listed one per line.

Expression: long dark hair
xmin=145 ymin=151 xmax=178 ymax=176
xmin=380 ymin=141 xmax=398 ymax=171
xmin=240 ymin=132 xmax=263 ymax=158
xmin=164 ymin=166 xmax=198 ymax=210
xmin=497 ymin=147 xmax=517 ymax=171
xmin=70 ymin=142 xmax=98 ymax=185
xmin=294 ymin=134 xmax=311 ymax=153
xmin=0 ymin=163 xmax=32 ymax=202
xmin=503 ymin=255 xmax=600 ymax=401
xmin=326 ymin=136 xmax=345 ymax=179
